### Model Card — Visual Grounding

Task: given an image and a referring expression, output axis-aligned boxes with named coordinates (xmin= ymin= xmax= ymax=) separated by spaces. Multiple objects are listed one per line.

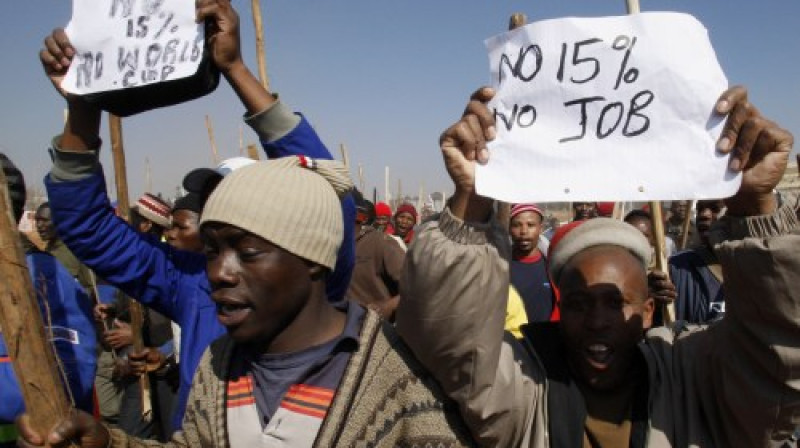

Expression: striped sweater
xmin=109 ymin=309 xmax=475 ymax=447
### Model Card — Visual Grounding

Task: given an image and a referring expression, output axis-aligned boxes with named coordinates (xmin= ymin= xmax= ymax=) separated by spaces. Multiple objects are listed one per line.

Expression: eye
xmin=203 ymin=243 xmax=219 ymax=260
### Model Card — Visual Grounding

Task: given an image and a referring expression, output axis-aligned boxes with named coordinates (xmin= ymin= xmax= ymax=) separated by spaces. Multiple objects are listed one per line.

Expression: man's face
xmin=558 ymin=245 xmax=654 ymax=391
xmin=34 ymin=205 xmax=55 ymax=243
xmin=626 ymin=217 xmax=655 ymax=249
xmin=166 ymin=209 xmax=202 ymax=253
xmin=695 ymin=199 xmax=724 ymax=238
xmin=510 ymin=211 xmax=543 ymax=255
xmin=573 ymin=202 xmax=597 ymax=221
xmin=394 ymin=212 xmax=415 ymax=236
xmin=670 ymin=200 xmax=689 ymax=221
xmin=202 ymin=223 xmax=314 ymax=351
xmin=374 ymin=215 xmax=390 ymax=229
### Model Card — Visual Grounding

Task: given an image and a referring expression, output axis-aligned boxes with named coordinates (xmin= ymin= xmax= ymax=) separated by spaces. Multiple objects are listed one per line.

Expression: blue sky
xmin=2 ymin=1 xmax=798 ymax=205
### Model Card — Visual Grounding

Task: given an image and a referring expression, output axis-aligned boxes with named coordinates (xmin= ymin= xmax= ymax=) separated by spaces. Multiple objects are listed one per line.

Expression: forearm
xmin=395 ymin=207 xmax=535 ymax=447
xmin=222 ymin=61 xmax=276 ymax=117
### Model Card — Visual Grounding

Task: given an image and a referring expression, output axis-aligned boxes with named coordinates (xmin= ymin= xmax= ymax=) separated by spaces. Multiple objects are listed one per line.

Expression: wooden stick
xmin=624 ymin=0 xmax=673 ymax=323
xmin=239 ymin=125 xmax=244 ymax=156
xmin=251 ymin=0 xmax=270 ymax=90
xmin=339 ymin=143 xmax=350 ymax=171
xmin=496 ymin=13 xmax=528 ymax=229
xmin=246 ymin=143 xmax=261 ymax=161
xmin=205 ymin=115 xmax=220 ymax=165
xmin=679 ymin=200 xmax=695 ymax=249
xmin=358 ymin=163 xmax=365 ymax=193
xmin=109 ymin=113 xmax=153 ymax=420
xmin=0 ymin=167 xmax=75 ymax=445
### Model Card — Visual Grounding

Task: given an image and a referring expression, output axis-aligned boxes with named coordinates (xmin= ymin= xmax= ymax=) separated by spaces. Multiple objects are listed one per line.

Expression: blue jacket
xmin=0 ymin=252 xmax=98 ymax=446
xmin=45 ymin=115 xmax=354 ymax=431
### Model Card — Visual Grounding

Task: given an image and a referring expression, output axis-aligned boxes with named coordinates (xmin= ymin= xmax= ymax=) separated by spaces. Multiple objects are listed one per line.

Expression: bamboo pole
xmin=205 ymin=115 xmax=220 ymax=165
xmin=246 ymin=143 xmax=261 ymax=161
xmin=239 ymin=125 xmax=244 ymax=156
xmin=109 ymin=113 xmax=153 ymax=420
xmin=679 ymin=200 xmax=695 ymax=249
xmin=384 ymin=166 xmax=390 ymax=203
xmin=251 ymin=0 xmax=270 ymax=90
xmin=623 ymin=0 xmax=674 ymax=324
xmin=496 ymin=13 xmax=527 ymax=229
xmin=339 ymin=143 xmax=350 ymax=171
xmin=0 ymin=168 xmax=75 ymax=445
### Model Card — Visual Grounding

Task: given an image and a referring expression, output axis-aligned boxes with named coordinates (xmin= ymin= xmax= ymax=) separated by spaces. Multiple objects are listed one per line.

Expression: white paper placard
xmin=477 ymin=12 xmax=738 ymax=203
xmin=62 ymin=0 xmax=203 ymax=95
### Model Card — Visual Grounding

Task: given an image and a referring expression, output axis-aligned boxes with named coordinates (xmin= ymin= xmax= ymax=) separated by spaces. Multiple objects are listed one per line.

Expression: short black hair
xmin=624 ymin=209 xmax=652 ymax=223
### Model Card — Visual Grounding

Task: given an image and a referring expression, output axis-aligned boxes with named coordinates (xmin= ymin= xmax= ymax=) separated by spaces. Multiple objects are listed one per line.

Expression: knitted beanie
xmin=375 ymin=202 xmax=392 ymax=218
xmin=200 ymin=156 xmax=353 ymax=270
xmin=132 ymin=193 xmax=172 ymax=228
xmin=547 ymin=217 xmax=651 ymax=285
xmin=510 ymin=203 xmax=543 ymax=220
xmin=396 ymin=203 xmax=417 ymax=220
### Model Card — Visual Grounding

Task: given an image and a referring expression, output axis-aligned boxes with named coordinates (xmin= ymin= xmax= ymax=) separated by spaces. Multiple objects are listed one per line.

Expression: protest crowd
xmin=2 ymin=0 xmax=799 ymax=447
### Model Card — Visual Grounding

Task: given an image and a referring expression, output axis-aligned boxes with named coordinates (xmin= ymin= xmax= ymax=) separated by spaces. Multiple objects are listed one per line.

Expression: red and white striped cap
xmin=132 ymin=193 xmax=172 ymax=228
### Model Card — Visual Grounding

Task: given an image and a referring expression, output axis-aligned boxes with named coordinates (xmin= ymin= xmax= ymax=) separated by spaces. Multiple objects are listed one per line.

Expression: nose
xmin=206 ymin=252 xmax=239 ymax=288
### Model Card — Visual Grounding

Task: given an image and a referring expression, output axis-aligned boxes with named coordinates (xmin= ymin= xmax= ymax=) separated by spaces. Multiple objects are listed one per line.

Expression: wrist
xmin=724 ymin=191 xmax=778 ymax=217
xmin=450 ymin=188 xmax=493 ymax=223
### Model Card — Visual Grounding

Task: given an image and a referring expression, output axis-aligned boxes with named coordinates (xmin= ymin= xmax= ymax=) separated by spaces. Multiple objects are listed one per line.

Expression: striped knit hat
xmin=132 ymin=193 xmax=172 ymax=228
xmin=200 ymin=156 xmax=353 ymax=270
xmin=510 ymin=203 xmax=543 ymax=220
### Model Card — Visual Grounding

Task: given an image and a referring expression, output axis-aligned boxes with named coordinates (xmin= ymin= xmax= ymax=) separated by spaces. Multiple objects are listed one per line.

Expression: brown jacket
xmin=396 ymin=205 xmax=800 ymax=447
xmin=347 ymin=226 xmax=405 ymax=308
xmin=108 ymin=309 xmax=475 ymax=447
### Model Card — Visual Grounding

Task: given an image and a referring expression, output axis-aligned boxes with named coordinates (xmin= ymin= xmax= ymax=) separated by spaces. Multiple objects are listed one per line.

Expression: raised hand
xmin=440 ymin=87 xmax=497 ymax=221
xmin=715 ymin=86 xmax=794 ymax=216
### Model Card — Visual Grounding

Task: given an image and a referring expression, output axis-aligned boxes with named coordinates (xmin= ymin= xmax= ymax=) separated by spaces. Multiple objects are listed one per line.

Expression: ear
xmin=140 ymin=220 xmax=153 ymax=233
xmin=642 ymin=297 xmax=656 ymax=330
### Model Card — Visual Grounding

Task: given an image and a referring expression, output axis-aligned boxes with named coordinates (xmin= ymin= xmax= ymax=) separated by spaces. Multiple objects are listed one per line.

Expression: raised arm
xmin=39 ymin=30 xmax=203 ymax=322
xmin=395 ymin=88 xmax=542 ymax=447
xmin=197 ymin=0 xmax=355 ymax=302
xmin=695 ymin=86 xmax=799 ymax=446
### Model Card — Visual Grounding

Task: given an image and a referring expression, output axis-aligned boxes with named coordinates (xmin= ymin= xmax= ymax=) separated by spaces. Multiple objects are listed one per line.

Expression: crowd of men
xmin=2 ymin=0 xmax=799 ymax=447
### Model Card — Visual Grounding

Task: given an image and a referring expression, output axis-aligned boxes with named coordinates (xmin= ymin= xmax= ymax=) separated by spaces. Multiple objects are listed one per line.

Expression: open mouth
xmin=584 ymin=343 xmax=614 ymax=370
xmin=216 ymin=302 xmax=252 ymax=327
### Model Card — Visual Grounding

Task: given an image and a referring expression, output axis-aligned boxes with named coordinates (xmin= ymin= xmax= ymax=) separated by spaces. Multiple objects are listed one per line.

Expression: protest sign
xmin=476 ymin=12 xmax=737 ymax=203
xmin=62 ymin=0 xmax=203 ymax=95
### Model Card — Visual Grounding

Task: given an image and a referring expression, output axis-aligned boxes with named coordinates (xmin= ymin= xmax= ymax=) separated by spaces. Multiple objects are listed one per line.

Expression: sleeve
xmin=395 ymin=207 xmax=542 ymax=447
xmin=245 ymin=103 xmax=355 ymax=303
xmin=44 ymin=143 xmax=205 ymax=324
xmin=697 ymin=204 xmax=800 ymax=445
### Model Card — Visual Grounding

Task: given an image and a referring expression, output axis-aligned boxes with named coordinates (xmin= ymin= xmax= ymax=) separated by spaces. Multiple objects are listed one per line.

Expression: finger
xmin=52 ymin=29 xmax=74 ymax=60
xmin=466 ymin=87 xmax=497 ymax=140
xmin=195 ymin=0 xmax=220 ymax=23
xmin=15 ymin=414 xmax=44 ymax=446
xmin=715 ymin=86 xmax=749 ymax=154
xmin=442 ymin=121 xmax=480 ymax=162
xmin=715 ymin=85 xmax=747 ymax=115
xmin=729 ymin=114 xmax=765 ymax=172
xmin=464 ymin=114 xmax=488 ymax=164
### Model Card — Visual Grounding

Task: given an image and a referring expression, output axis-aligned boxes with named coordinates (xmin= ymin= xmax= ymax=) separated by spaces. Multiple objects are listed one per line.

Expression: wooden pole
xmin=496 ymin=13 xmax=527 ymax=229
xmin=358 ymin=163 xmax=365 ymax=193
xmin=679 ymin=200 xmax=695 ymax=249
xmin=108 ymin=113 xmax=153 ymax=420
xmin=145 ymin=157 xmax=152 ymax=193
xmin=339 ymin=143 xmax=350 ymax=171
xmin=205 ymin=115 xmax=220 ymax=165
xmin=0 ymin=168 xmax=75 ymax=445
xmin=623 ymin=0 xmax=673 ymax=323
xmin=251 ymin=0 xmax=270 ymax=90
xmin=239 ymin=125 xmax=244 ymax=156
xmin=246 ymin=143 xmax=261 ymax=161
xmin=384 ymin=166 xmax=390 ymax=203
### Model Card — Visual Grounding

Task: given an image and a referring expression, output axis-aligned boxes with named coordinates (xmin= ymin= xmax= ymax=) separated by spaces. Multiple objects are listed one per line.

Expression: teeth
xmin=587 ymin=344 xmax=609 ymax=354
